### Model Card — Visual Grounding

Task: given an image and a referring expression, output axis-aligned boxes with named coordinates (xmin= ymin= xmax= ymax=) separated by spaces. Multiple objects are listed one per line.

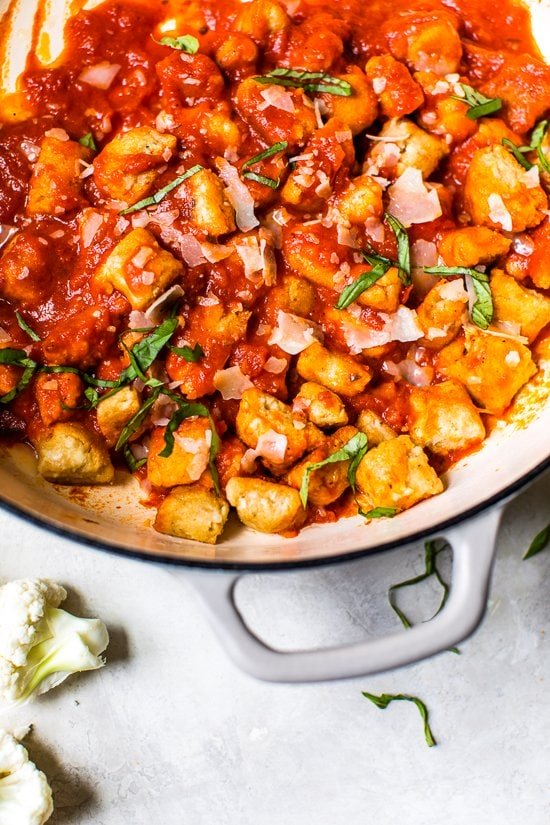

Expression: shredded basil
xmin=154 ymin=34 xmax=199 ymax=54
xmin=121 ymin=165 xmax=203 ymax=215
xmin=79 ymin=132 xmax=97 ymax=151
xmin=362 ymin=692 xmax=437 ymax=747
xmin=158 ymin=400 xmax=210 ymax=458
xmin=336 ymin=260 xmax=392 ymax=310
xmin=523 ymin=523 xmax=550 ymax=560
xmin=388 ymin=539 xmax=459 ymax=653
xmin=123 ymin=444 xmax=147 ymax=472
xmin=15 ymin=311 xmax=41 ymax=342
xmin=0 ymin=348 xmax=38 ymax=403
xmin=168 ymin=342 xmax=204 ymax=362
xmin=362 ymin=506 xmax=398 ymax=519
xmin=385 ymin=213 xmax=411 ymax=284
xmin=501 ymin=138 xmax=533 ymax=170
xmin=453 ymin=84 xmax=502 ymax=119
xmin=255 ymin=68 xmax=352 ymax=96
xmin=119 ymin=317 xmax=179 ymax=382
xmin=115 ymin=389 xmax=161 ymax=451
xmin=241 ymin=142 xmax=288 ymax=189
xmin=299 ymin=432 xmax=368 ymax=507
xmin=424 ymin=265 xmax=493 ymax=329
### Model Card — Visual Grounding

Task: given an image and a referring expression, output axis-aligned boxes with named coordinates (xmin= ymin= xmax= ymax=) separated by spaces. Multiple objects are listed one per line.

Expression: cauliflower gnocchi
xmin=0 ymin=0 xmax=547 ymax=544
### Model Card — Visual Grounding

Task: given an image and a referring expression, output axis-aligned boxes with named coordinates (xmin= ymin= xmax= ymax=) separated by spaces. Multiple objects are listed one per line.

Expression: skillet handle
xmin=183 ymin=506 xmax=502 ymax=682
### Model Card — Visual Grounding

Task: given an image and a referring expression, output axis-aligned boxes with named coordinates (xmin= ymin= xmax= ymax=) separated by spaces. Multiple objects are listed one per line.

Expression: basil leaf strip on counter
xmin=523 ymin=523 xmax=550 ymax=559
xmin=385 ymin=213 xmax=411 ymax=284
xmin=154 ymin=34 xmax=199 ymax=54
xmin=388 ymin=539 xmax=459 ymax=653
xmin=424 ymin=265 xmax=494 ymax=329
xmin=79 ymin=132 xmax=97 ymax=151
xmin=15 ymin=311 xmax=41 ymax=341
xmin=362 ymin=692 xmax=437 ymax=747
xmin=168 ymin=342 xmax=204 ymax=362
xmin=256 ymin=68 xmax=352 ymax=96
xmin=299 ymin=432 xmax=368 ymax=507
xmin=121 ymin=165 xmax=203 ymax=214
xmin=453 ymin=83 xmax=502 ymax=119
xmin=362 ymin=506 xmax=398 ymax=519
xmin=336 ymin=259 xmax=392 ymax=310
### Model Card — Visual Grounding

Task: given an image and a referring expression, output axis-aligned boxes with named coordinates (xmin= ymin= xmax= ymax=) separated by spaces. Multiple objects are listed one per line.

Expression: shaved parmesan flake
xmin=178 ymin=234 xmax=206 ymax=267
xmin=214 ymin=366 xmax=254 ymax=400
xmin=263 ymin=356 xmax=287 ymax=374
xmin=218 ymin=159 xmax=259 ymax=232
xmin=173 ymin=432 xmax=210 ymax=480
xmin=258 ymin=86 xmax=296 ymax=113
xmin=234 ymin=236 xmax=263 ymax=279
xmin=44 ymin=128 xmax=69 ymax=141
xmin=505 ymin=350 xmax=521 ymax=366
xmin=521 ymin=165 xmax=540 ymax=189
xmin=487 ymin=193 xmax=512 ymax=231
xmin=342 ymin=307 xmax=424 ymax=353
xmin=268 ymin=311 xmax=323 ymax=354
xmin=200 ymin=241 xmax=233 ymax=263
xmin=388 ymin=168 xmax=442 ymax=227
xmin=372 ymin=77 xmax=387 ymax=94
xmin=438 ymin=279 xmax=469 ymax=302
xmin=79 ymin=61 xmax=121 ymax=90
xmin=129 ymin=310 xmax=153 ymax=330
xmin=241 ymin=429 xmax=288 ymax=471
xmin=0 ymin=326 xmax=11 ymax=343
xmin=79 ymin=209 xmax=104 ymax=249
xmin=145 ymin=285 xmax=184 ymax=322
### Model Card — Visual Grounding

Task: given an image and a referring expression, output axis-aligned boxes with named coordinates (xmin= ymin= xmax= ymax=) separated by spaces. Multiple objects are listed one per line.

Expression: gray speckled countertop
xmin=0 ymin=471 xmax=548 ymax=825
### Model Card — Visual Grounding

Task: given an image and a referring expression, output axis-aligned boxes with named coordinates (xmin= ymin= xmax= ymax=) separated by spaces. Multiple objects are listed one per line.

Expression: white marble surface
xmin=0 ymin=471 xmax=549 ymax=825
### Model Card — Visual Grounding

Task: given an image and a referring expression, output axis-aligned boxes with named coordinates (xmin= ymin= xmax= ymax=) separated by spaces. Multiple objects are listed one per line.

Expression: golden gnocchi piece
xmin=96 ymin=386 xmax=141 ymax=447
xmin=93 ymin=127 xmax=177 ymax=205
xmin=464 ymin=145 xmax=548 ymax=232
xmin=147 ymin=417 xmax=213 ymax=488
xmin=416 ymin=279 xmax=468 ymax=350
xmin=226 ymin=477 xmax=305 ymax=533
xmin=490 ymin=268 xmax=550 ymax=343
xmin=297 ymin=342 xmax=372 ymax=397
xmin=184 ymin=168 xmax=236 ymax=236
xmin=95 ymin=228 xmax=183 ymax=310
xmin=368 ymin=118 xmax=448 ymax=179
xmin=27 ymin=136 xmax=90 ymax=216
xmin=355 ymin=435 xmax=443 ymax=514
xmin=356 ymin=409 xmax=396 ymax=446
xmin=35 ymin=422 xmax=114 ymax=484
xmin=438 ymin=227 xmax=511 ymax=268
xmin=408 ymin=381 xmax=486 ymax=456
xmin=285 ymin=425 xmax=359 ymax=506
xmin=295 ymin=382 xmax=349 ymax=428
xmin=320 ymin=67 xmax=378 ymax=135
xmin=436 ymin=328 xmax=537 ymax=415
xmin=154 ymin=485 xmax=229 ymax=544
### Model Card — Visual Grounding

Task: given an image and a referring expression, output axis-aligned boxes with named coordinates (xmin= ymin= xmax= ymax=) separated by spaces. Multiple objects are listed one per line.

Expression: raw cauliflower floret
xmin=408 ymin=380 xmax=486 ymax=455
xmin=297 ymin=342 xmax=372 ymax=397
xmin=295 ymin=382 xmax=349 ymax=428
xmin=35 ymin=423 xmax=114 ymax=484
xmin=0 ymin=578 xmax=108 ymax=706
xmin=416 ymin=279 xmax=468 ymax=349
xmin=356 ymin=409 xmax=396 ymax=446
xmin=368 ymin=118 xmax=448 ymax=179
xmin=490 ymin=269 xmax=550 ymax=344
xmin=27 ymin=136 xmax=90 ymax=216
xmin=236 ymin=388 xmax=321 ymax=468
xmin=226 ymin=477 xmax=305 ymax=533
xmin=92 ymin=126 xmax=177 ymax=205
xmin=355 ymin=435 xmax=443 ymax=513
xmin=147 ymin=417 xmax=212 ymax=488
xmin=96 ymin=386 xmax=141 ymax=447
xmin=320 ymin=66 xmax=378 ymax=135
xmin=0 ymin=728 xmax=53 ymax=824
xmin=154 ymin=485 xmax=229 ymax=544
xmin=285 ymin=425 xmax=359 ymax=506
xmin=95 ymin=228 xmax=183 ymax=310
xmin=438 ymin=227 xmax=511 ymax=267
xmin=464 ymin=144 xmax=547 ymax=232
xmin=184 ymin=168 xmax=236 ymax=236
xmin=435 ymin=328 xmax=537 ymax=415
